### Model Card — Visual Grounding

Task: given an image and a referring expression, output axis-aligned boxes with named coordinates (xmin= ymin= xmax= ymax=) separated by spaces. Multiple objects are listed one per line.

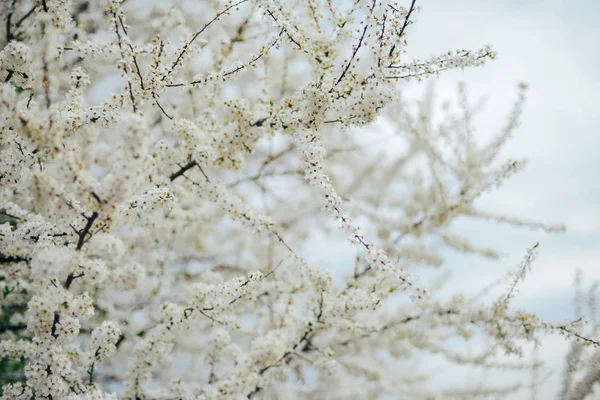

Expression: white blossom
xmin=0 ymin=0 xmax=591 ymax=399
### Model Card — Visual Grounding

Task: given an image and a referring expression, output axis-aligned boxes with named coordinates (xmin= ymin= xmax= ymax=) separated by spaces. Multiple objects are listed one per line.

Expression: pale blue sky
xmin=306 ymin=0 xmax=599 ymax=396
xmin=404 ymin=0 xmax=600 ymax=308
xmin=403 ymin=0 xmax=600 ymax=397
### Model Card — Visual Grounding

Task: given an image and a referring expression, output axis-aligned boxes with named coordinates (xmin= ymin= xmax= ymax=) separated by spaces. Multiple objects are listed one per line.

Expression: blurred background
xmin=306 ymin=0 xmax=599 ymax=397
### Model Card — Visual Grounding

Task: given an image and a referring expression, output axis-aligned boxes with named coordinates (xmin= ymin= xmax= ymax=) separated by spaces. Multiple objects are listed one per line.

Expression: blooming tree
xmin=0 ymin=0 xmax=597 ymax=399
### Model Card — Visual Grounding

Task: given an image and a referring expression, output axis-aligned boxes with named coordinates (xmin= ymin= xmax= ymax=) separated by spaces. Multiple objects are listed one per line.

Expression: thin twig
xmin=164 ymin=0 xmax=249 ymax=79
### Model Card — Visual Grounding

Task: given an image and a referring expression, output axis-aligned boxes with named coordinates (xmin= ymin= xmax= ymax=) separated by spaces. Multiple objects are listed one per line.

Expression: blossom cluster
xmin=0 ymin=0 xmax=593 ymax=399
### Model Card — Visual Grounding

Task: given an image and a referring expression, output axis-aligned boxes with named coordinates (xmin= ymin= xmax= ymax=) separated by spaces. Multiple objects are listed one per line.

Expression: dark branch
xmin=332 ymin=0 xmax=376 ymax=88
xmin=153 ymin=92 xmax=173 ymax=120
xmin=51 ymin=312 xmax=60 ymax=339
xmin=15 ymin=5 xmax=37 ymax=27
xmin=6 ymin=11 xmax=13 ymax=43
xmin=334 ymin=23 xmax=369 ymax=87
xmin=64 ymin=271 xmax=85 ymax=290
xmin=0 ymin=254 xmax=30 ymax=264
xmin=75 ymin=212 xmax=98 ymax=251
xmin=113 ymin=14 xmax=137 ymax=113
xmin=169 ymin=160 xmax=198 ymax=181
xmin=389 ymin=0 xmax=417 ymax=59
xmin=88 ymin=346 xmax=102 ymax=385
xmin=118 ymin=16 xmax=145 ymax=90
